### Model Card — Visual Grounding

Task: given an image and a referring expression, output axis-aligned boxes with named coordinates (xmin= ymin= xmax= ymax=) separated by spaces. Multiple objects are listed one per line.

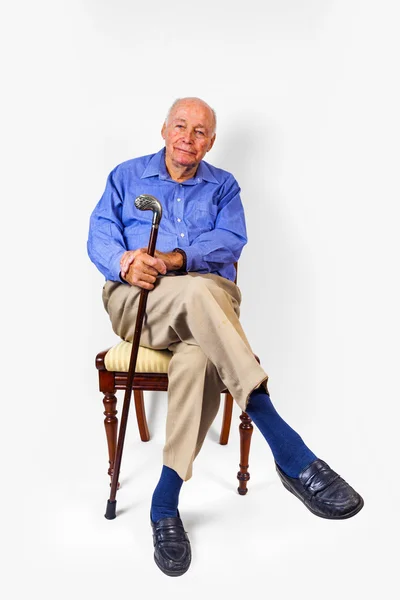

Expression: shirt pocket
xmin=189 ymin=203 xmax=218 ymax=233
xmin=123 ymin=221 xmax=148 ymax=250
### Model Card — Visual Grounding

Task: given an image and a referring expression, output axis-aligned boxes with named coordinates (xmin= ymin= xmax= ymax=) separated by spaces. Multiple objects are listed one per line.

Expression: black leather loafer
xmin=276 ymin=459 xmax=364 ymax=519
xmin=151 ymin=515 xmax=191 ymax=576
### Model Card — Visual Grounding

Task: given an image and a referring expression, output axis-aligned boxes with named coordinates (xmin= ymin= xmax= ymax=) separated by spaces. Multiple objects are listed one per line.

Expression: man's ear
xmin=161 ymin=122 xmax=166 ymax=140
xmin=207 ymin=134 xmax=216 ymax=153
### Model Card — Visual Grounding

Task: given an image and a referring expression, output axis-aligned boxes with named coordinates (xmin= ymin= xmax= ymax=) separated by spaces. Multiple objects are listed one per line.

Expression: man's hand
xmin=154 ymin=250 xmax=184 ymax=272
xmin=120 ymin=248 xmax=167 ymax=290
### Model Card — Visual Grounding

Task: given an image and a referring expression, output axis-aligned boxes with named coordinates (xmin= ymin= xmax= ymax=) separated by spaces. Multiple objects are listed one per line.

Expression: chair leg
xmin=134 ymin=389 xmax=150 ymax=442
xmin=219 ymin=392 xmax=233 ymax=445
xmin=103 ymin=392 xmax=119 ymax=486
xmin=237 ymin=411 xmax=253 ymax=495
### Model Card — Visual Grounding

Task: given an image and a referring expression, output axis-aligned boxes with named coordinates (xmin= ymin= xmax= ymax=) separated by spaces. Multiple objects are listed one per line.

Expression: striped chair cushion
xmin=104 ymin=341 xmax=172 ymax=373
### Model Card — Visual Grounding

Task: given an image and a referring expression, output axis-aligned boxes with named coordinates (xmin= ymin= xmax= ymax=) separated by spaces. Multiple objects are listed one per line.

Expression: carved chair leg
xmin=103 ymin=392 xmax=119 ymax=487
xmin=219 ymin=392 xmax=233 ymax=445
xmin=134 ymin=389 xmax=150 ymax=442
xmin=237 ymin=411 xmax=253 ymax=495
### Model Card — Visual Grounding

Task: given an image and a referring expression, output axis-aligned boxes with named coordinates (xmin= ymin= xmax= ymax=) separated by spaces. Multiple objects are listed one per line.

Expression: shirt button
xmin=180 ymin=233 xmax=185 ymax=238
xmin=177 ymin=218 xmax=181 ymax=222
xmin=177 ymin=198 xmax=181 ymax=202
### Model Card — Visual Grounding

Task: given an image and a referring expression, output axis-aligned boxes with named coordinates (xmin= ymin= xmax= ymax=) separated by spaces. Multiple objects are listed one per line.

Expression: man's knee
xmin=186 ymin=274 xmax=227 ymax=302
xmin=169 ymin=342 xmax=209 ymax=369
xmin=169 ymin=343 xmax=223 ymax=388
xmin=186 ymin=274 xmax=240 ymax=317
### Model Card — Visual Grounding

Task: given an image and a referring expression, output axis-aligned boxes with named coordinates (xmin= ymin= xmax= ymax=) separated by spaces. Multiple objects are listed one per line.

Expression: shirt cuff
xmin=183 ymin=245 xmax=204 ymax=272
xmin=110 ymin=253 xmax=127 ymax=283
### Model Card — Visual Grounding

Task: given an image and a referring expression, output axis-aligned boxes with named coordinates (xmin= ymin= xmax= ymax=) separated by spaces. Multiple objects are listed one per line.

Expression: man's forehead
xmin=172 ymin=116 xmax=207 ymax=129
xmin=170 ymin=102 xmax=213 ymax=125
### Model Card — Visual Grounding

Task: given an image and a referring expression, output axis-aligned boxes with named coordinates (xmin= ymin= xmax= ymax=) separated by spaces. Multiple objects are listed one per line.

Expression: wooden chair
xmin=96 ymin=344 xmax=253 ymax=494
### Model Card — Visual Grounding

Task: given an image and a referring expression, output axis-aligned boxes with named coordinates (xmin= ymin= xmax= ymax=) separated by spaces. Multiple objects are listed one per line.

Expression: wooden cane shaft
xmin=109 ymin=225 xmax=159 ymax=502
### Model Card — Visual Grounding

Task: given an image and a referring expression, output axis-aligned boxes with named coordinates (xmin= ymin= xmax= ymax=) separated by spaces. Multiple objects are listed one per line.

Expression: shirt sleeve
xmin=184 ymin=177 xmax=248 ymax=273
xmin=87 ymin=169 xmax=127 ymax=281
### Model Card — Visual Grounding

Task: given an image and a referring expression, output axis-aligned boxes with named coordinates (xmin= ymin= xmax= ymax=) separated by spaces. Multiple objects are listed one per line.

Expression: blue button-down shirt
xmin=87 ymin=148 xmax=247 ymax=282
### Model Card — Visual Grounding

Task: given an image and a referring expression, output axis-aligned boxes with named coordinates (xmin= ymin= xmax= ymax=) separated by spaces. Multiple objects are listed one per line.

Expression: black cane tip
xmin=105 ymin=499 xmax=117 ymax=520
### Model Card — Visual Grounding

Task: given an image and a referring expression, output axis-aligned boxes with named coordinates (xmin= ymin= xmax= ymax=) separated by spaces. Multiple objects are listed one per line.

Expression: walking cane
xmin=105 ymin=194 xmax=163 ymax=520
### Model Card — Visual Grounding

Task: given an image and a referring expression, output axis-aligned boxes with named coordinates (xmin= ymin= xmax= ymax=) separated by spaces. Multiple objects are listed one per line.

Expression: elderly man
xmin=88 ymin=97 xmax=363 ymax=577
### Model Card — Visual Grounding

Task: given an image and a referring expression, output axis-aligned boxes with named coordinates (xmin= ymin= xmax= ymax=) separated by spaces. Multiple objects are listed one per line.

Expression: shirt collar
xmin=196 ymin=160 xmax=219 ymax=184
xmin=140 ymin=148 xmax=219 ymax=185
xmin=140 ymin=148 xmax=166 ymax=179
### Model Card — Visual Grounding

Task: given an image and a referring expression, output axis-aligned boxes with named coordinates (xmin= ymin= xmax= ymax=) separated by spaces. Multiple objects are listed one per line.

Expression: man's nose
xmin=182 ymin=129 xmax=194 ymax=143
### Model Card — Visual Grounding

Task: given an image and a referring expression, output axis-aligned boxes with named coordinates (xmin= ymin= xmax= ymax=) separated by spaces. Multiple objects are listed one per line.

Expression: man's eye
xmin=176 ymin=125 xmax=184 ymax=129
xmin=195 ymin=130 xmax=205 ymax=136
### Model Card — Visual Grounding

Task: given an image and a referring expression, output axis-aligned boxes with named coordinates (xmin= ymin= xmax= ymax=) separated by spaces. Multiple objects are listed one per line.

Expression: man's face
xmin=161 ymin=100 xmax=216 ymax=170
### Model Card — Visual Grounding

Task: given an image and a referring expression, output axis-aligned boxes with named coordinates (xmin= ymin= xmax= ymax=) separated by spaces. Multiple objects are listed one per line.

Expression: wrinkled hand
xmin=120 ymin=248 xmax=167 ymax=290
xmin=154 ymin=250 xmax=184 ymax=272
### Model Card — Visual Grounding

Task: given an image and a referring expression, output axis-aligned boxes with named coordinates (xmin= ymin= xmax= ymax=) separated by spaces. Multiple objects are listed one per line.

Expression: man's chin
xmin=173 ymin=153 xmax=197 ymax=168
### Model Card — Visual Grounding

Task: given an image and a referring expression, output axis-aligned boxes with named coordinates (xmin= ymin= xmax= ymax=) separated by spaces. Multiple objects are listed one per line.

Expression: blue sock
xmin=246 ymin=386 xmax=317 ymax=478
xmin=151 ymin=465 xmax=183 ymax=522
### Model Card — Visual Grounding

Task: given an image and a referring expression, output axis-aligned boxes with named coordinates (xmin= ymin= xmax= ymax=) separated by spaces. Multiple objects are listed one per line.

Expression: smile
xmin=175 ymin=148 xmax=196 ymax=155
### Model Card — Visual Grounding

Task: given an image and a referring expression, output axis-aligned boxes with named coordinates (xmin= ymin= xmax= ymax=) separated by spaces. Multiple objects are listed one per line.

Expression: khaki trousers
xmin=102 ymin=273 xmax=268 ymax=481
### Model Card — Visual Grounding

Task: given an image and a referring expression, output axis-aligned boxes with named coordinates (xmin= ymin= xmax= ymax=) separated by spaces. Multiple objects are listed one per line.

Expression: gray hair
xmin=165 ymin=97 xmax=217 ymax=135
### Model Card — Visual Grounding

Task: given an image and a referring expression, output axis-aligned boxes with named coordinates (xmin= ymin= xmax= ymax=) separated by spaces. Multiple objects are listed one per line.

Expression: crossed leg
xmin=164 ymin=341 xmax=226 ymax=480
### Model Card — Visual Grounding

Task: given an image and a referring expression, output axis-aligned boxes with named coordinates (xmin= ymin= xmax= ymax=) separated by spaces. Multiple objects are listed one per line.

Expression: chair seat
xmin=105 ymin=341 xmax=172 ymax=373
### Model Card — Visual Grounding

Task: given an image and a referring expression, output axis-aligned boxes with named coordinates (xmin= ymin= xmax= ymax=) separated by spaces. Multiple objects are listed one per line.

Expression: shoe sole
xmin=278 ymin=475 xmax=365 ymax=520
xmin=154 ymin=553 xmax=191 ymax=577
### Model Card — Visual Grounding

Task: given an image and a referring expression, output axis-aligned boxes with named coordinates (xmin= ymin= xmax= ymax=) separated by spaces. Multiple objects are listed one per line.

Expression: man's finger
xmin=121 ymin=258 xmax=134 ymax=273
xmin=129 ymin=274 xmax=156 ymax=289
xmin=133 ymin=264 xmax=159 ymax=278
xmin=139 ymin=254 xmax=167 ymax=274
xmin=138 ymin=282 xmax=155 ymax=290
xmin=142 ymin=265 xmax=160 ymax=277
xmin=120 ymin=248 xmax=147 ymax=274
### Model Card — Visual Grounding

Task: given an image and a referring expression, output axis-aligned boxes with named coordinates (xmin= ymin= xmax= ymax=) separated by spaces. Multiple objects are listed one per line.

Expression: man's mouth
xmin=175 ymin=147 xmax=196 ymax=155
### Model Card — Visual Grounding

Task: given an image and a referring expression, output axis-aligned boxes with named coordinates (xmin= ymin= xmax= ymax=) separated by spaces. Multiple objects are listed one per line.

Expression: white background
xmin=3 ymin=1 xmax=400 ymax=598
